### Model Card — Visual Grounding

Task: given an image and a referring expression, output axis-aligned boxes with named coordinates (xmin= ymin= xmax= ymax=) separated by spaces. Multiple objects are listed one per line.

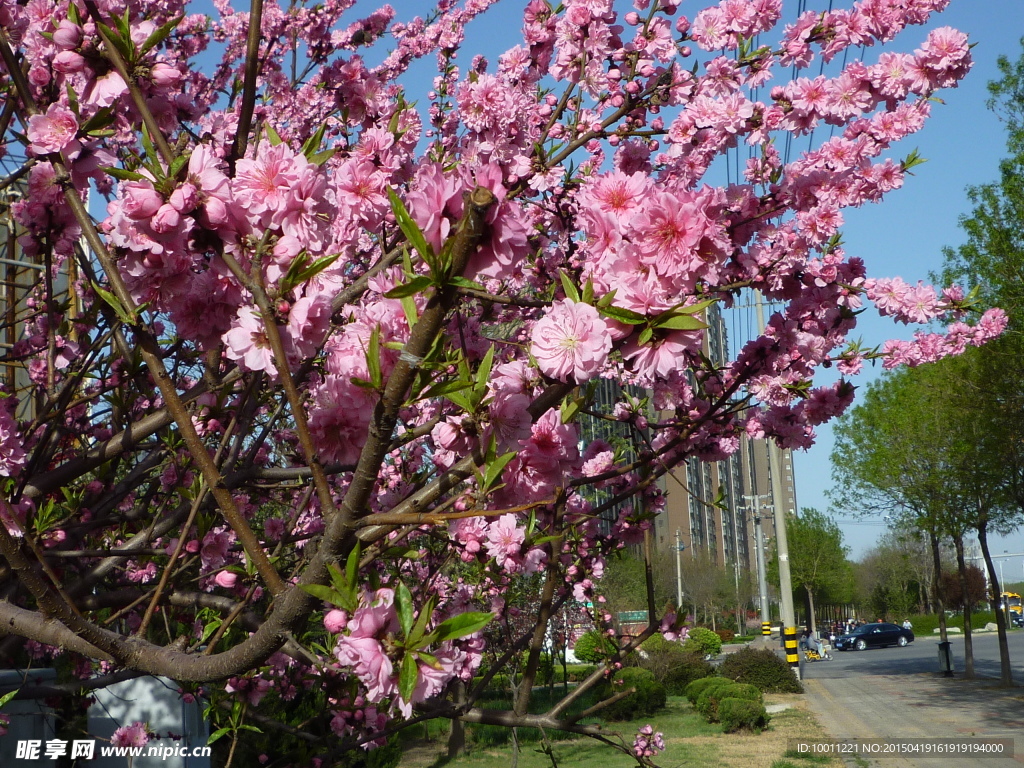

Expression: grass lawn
xmin=400 ymin=694 xmax=843 ymax=768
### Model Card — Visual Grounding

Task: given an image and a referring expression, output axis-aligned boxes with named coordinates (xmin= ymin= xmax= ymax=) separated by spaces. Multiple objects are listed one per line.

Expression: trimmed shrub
xmin=719 ymin=697 xmax=770 ymax=733
xmin=714 ymin=628 xmax=735 ymax=643
xmin=573 ymin=630 xmax=615 ymax=663
xmin=719 ymin=647 xmax=803 ymax=694
xmin=696 ymin=682 xmax=762 ymax=722
xmin=684 ymin=675 xmax=730 ymax=706
xmin=599 ymin=667 xmax=667 ymax=721
xmin=683 ymin=627 xmax=723 ymax=657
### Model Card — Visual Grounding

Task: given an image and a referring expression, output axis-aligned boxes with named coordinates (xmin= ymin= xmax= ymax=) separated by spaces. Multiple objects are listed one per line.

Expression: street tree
xmin=0 ymin=0 xmax=1004 ymax=760
xmin=770 ymin=508 xmax=853 ymax=634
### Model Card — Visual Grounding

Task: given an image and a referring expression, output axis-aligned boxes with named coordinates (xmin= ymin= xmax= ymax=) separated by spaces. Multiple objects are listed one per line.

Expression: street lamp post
xmin=675 ymin=529 xmax=686 ymax=612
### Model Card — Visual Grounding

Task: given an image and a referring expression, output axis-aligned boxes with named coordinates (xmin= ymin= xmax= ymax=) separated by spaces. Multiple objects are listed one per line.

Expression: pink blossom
xmin=531 ymin=299 xmax=612 ymax=382
xmin=484 ymin=514 xmax=525 ymax=569
xmin=27 ymin=104 xmax=79 ymax=156
xmin=223 ymin=307 xmax=278 ymax=374
xmin=111 ymin=721 xmax=149 ymax=748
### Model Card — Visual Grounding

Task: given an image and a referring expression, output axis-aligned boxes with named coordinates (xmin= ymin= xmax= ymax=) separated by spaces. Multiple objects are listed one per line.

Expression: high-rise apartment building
xmin=652 ymin=303 xmax=797 ymax=577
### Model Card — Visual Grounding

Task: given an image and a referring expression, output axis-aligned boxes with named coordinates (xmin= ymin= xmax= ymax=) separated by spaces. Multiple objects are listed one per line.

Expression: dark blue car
xmin=834 ymin=622 xmax=914 ymax=651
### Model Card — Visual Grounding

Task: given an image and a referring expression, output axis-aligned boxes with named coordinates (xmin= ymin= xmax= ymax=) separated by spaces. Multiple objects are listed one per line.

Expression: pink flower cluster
xmin=632 ymin=724 xmax=666 ymax=758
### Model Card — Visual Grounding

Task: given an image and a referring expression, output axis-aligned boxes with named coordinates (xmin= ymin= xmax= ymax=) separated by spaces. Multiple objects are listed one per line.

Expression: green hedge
xmin=719 ymin=697 xmax=770 ymax=733
xmin=696 ymin=682 xmax=762 ymax=723
xmin=719 ymin=647 xmax=802 ymax=694
xmin=684 ymin=675 xmax=729 ymax=705
xmin=907 ymin=611 xmax=1001 ymax=636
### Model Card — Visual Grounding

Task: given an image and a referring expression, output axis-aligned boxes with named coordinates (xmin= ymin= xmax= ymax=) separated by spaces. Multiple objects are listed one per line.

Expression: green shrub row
xmin=684 ymin=677 xmax=769 ymax=732
xmin=906 ymin=611 xmax=1002 ymax=636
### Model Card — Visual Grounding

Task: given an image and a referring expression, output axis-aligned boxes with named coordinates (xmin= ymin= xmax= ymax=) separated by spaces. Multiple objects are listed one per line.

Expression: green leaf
xmin=386 ymin=186 xmax=436 ymax=271
xmin=449 ymin=275 xmax=487 ymax=292
xmin=301 ymin=121 xmax=329 ymax=160
xmin=168 ymin=152 xmax=190 ymax=181
xmin=308 ymin=148 xmax=336 ymax=166
xmin=102 ymin=166 xmax=150 ymax=183
xmin=399 ymin=653 xmax=418 ymax=703
xmin=140 ymin=124 xmax=158 ymax=168
xmin=97 ymin=21 xmax=136 ymax=67
xmin=560 ymin=396 xmax=582 ymax=424
xmin=79 ymin=107 xmax=114 ymax=134
xmin=559 ymin=271 xmax=581 ymax=302
xmin=208 ymin=727 xmax=231 ymax=745
xmin=407 ymin=595 xmax=437 ymax=647
xmin=672 ymin=298 xmax=717 ymax=315
xmin=475 ymin=344 xmax=496 ymax=397
xmin=422 ymin=379 xmax=472 ymax=400
xmin=582 ymin=278 xmax=595 ymax=306
xmin=264 ymin=123 xmax=284 ymax=146
xmin=638 ymin=327 xmax=653 ymax=346
xmin=140 ymin=14 xmax=183 ymax=55
xmin=0 ymin=688 xmax=19 ymax=710
xmin=384 ymin=276 xmax=433 ymax=298
xmin=92 ymin=282 xmax=135 ymax=325
xmin=299 ymin=583 xmax=344 ymax=606
xmin=653 ymin=314 xmax=708 ymax=331
xmin=598 ymin=304 xmax=647 ymax=325
xmin=367 ymin=325 xmax=383 ymax=390
xmin=432 ymin=611 xmax=493 ymax=644
xmin=396 ymin=581 xmax=414 ymax=638
xmin=345 ymin=541 xmax=362 ymax=595
xmin=295 ymin=252 xmax=341 ymax=286
xmin=482 ymin=451 xmax=516 ymax=492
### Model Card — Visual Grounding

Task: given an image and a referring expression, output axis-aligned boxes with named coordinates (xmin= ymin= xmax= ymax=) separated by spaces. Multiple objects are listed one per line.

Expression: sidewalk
xmin=803 ymin=672 xmax=1024 ymax=768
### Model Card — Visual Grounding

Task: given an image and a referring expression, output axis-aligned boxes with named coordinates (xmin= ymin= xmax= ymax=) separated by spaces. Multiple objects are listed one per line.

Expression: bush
xmin=598 ymin=667 xmax=667 ymax=721
xmin=661 ymin=652 xmax=716 ymax=695
xmin=683 ymin=675 xmax=729 ymax=705
xmin=573 ymin=630 xmax=615 ymax=663
xmin=719 ymin=697 xmax=770 ymax=733
xmin=635 ymin=634 xmax=714 ymax=695
xmin=714 ymin=628 xmax=735 ymax=643
xmin=719 ymin=647 xmax=803 ymax=694
xmin=696 ymin=682 xmax=761 ymax=723
xmin=683 ymin=627 xmax=723 ymax=657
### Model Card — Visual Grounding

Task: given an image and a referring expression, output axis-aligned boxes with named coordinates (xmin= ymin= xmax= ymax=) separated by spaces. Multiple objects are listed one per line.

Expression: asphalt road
xmin=802 ymin=629 xmax=1024 ymax=681
xmin=795 ymin=631 xmax=1024 ymax=768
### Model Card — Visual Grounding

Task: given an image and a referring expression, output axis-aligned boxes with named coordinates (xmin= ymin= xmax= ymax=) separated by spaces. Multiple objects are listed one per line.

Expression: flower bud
xmin=214 ymin=571 xmax=238 ymax=589
xmin=52 ymin=20 xmax=83 ymax=50
xmin=169 ymin=182 xmax=198 ymax=214
xmin=151 ymin=203 xmax=181 ymax=233
xmin=53 ymin=50 xmax=86 ymax=74
xmin=122 ymin=182 xmax=163 ymax=220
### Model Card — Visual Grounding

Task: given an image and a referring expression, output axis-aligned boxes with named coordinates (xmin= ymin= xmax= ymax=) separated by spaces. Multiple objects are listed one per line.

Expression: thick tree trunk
xmin=977 ymin=522 xmax=1014 ymax=687
xmin=953 ymin=534 xmax=975 ymax=678
xmin=447 ymin=680 xmax=467 ymax=758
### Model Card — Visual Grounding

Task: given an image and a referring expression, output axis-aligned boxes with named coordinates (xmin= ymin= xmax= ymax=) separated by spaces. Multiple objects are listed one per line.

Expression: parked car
xmin=834 ymin=623 xmax=914 ymax=651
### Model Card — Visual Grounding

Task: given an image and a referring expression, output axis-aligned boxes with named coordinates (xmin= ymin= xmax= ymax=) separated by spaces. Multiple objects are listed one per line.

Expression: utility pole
xmin=754 ymin=291 xmax=799 ymax=677
xmin=675 ymin=528 xmax=685 ymax=611
xmin=743 ymin=495 xmax=771 ymax=635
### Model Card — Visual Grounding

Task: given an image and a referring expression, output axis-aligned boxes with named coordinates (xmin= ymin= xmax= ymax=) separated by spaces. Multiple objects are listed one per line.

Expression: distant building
xmin=652 ymin=303 xmax=797 ymax=577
